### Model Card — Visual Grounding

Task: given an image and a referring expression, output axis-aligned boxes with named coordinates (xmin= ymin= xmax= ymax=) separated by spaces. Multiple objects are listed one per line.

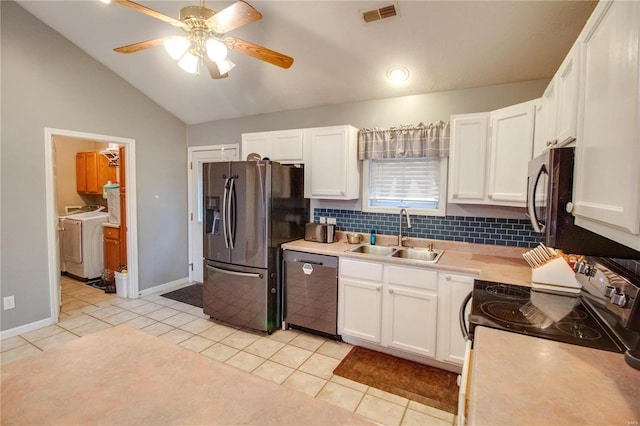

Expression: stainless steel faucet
xmin=398 ymin=208 xmax=412 ymax=246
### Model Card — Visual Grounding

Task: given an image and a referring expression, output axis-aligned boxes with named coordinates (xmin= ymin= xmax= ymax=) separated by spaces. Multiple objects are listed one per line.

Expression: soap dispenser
xmin=370 ymin=226 xmax=377 ymax=245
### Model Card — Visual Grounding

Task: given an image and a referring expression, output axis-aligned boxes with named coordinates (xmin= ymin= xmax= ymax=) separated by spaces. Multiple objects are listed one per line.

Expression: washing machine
xmin=59 ymin=210 xmax=109 ymax=281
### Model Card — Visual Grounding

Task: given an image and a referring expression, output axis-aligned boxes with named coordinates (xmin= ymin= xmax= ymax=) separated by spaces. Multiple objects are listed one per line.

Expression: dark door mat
xmin=161 ymin=283 xmax=203 ymax=308
xmin=333 ymin=346 xmax=459 ymax=414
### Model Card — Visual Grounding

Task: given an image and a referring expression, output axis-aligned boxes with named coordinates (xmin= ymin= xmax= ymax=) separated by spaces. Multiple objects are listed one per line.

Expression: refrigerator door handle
xmin=206 ymin=264 xmax=263 ymax=279
xmin=228 ymin=176 xmax=236 ymax=249
xmin=222 ymin=177 xmax=230 ymax=249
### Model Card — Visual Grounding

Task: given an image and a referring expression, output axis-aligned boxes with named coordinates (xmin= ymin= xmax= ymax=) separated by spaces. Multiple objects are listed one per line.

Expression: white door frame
xmin=44 ymin=127 xmax=139 ymax=323
xmin=187 ymin=144 xmax=239 ymax=282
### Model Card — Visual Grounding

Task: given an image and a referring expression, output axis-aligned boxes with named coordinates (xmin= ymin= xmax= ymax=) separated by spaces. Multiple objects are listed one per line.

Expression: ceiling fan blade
xmin=204 ymin=57 xmax=229 ymax=79
xmin=113 ymin=37 xmax=169 ymax=54
xmin=113 ymin=0 xmax=185 ymax=28
xmin=208 ymin=1 xmax=262 ymax=34
xmin=226 ymin=38 xmax=293 ymax=69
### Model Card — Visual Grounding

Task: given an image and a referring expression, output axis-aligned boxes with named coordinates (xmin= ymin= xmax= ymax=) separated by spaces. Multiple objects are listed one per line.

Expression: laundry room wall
xmin=54 ymin=137 xmax=111 ymax=216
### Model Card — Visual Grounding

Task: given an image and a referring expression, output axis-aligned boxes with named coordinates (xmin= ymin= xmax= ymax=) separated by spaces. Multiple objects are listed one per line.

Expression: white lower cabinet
xmin=339 ymin=258 xmax=472 ymax=366
xmin=384 ymin=266 xmax=438 ymax=357
xmin=436 ymin=273 xmax=474 ymax=364
xmin=338 ymin=259 xmax=383 ymax=343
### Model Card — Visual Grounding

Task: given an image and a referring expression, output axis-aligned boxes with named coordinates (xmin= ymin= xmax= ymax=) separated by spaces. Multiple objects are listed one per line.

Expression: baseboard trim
xmin=0 ymin=317 xmax=56 ymax=340
xmin=137 ymin=277 xmax=190 ymax=297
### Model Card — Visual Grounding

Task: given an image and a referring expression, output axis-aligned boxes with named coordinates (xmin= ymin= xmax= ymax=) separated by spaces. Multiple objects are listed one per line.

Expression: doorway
xmin=44 ymin=128 xmax=139 ymax=323
xmin=187 ymin=144 xmax=239 ymax=283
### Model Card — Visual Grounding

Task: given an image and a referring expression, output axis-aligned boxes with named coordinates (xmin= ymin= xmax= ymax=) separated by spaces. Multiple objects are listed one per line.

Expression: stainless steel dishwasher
xmin=283 ymin=250 xmax=339 ymax=338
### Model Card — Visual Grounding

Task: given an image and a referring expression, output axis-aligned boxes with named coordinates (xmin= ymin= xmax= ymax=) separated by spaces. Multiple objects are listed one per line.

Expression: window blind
xmin=369 ymin=157 xmax=440 ymax=208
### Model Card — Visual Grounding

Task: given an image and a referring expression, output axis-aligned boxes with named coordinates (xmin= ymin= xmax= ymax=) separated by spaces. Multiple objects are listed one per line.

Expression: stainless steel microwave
xmin=527 ymin=147 xmax=639 ymax=258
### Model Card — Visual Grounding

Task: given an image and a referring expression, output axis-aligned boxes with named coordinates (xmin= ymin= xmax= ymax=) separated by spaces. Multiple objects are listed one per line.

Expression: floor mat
xmin=161 ymin=283 xmax=203 ymax=308
xmin=333 ymin=346 xmax=459 ymax=414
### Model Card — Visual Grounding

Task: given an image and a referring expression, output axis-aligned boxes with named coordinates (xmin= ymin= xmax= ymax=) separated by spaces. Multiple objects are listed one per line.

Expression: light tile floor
xmin=0 ymin=276 xmax=457 ymax=426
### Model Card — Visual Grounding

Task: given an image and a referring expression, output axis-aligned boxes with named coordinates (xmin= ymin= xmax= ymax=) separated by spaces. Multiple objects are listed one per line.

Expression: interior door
xmin=189 ymin=146 xmax=238 ymax=282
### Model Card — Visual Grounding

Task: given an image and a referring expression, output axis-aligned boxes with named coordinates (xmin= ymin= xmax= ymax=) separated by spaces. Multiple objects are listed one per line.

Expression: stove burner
xmin=556 ymin=322 xmax=602 ymax=340
xmin=485 ymin=284 xmax=530 ymax=301
xmin=480 ymin=301 xmax=538 ymax=326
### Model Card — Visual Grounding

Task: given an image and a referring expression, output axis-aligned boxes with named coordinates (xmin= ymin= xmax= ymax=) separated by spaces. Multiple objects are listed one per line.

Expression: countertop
xmin=282 ymin=233 xmax=532 ymax=287
xmin=102 ymin=222 xmax=120 ymax=229
xmin=469 ymin=326 xmax=640 ymax=425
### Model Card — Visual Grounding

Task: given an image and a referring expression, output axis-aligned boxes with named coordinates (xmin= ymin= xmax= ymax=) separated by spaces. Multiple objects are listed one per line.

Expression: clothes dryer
xmin=59 ymin=211 xmax=108 ymax=280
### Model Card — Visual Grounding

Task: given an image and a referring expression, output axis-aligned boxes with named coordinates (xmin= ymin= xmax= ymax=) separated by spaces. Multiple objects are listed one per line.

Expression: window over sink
xmin=362 ymin=157 xmax=448 ymax=216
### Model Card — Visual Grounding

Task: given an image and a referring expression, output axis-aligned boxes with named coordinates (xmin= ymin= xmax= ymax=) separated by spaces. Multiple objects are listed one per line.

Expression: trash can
xmin=115 ymin=272 xmax=128 ymax=298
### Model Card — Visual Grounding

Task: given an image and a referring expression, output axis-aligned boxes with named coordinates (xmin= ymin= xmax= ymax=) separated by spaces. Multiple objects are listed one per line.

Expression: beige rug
xmin=1 ymin=325 xmax=372 ymax=425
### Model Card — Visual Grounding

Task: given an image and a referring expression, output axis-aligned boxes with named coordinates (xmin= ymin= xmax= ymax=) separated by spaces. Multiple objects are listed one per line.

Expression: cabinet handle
xmin=376 ymin=287 xmax=381 ymax=292
xmin=487 ymin=194 xmax=493 ymax=200
xmin=452 ymin=193 xmax=458 ymax=199
xmin=546 ymin=140 xmax=552 ymax=146
xmin=389 ymin=289 xmax=394 ymax=294
xmin=445 ymin=275 xmax=451 ymax=281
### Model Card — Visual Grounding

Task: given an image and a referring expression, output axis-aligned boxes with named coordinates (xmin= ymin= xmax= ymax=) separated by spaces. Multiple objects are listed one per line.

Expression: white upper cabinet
xmin=304 ymin=125 xmax=360 ymax=199
xmin=448 ymin=113 xmax=489 ymax=203
xmin=573 ymin=0 xmax=640 ymax=251
xmin=487 ymin=100 xmax=536 ymax=205
xmin=241 ymin=129 xmax=304 ymax=164
xmin=533 ymin=42 xmax=581 ymax=158
xmin=448 ymin=101 xmax=535 ymax=207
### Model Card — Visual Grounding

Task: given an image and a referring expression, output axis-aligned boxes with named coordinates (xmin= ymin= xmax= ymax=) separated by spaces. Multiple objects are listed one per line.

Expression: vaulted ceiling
xmin=17 ymin=1 xmax=597 ymax=124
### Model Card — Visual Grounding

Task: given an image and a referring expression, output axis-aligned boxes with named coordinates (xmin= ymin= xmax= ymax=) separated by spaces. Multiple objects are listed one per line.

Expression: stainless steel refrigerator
xmin=202 ymin=160 xmax=308 ymax=333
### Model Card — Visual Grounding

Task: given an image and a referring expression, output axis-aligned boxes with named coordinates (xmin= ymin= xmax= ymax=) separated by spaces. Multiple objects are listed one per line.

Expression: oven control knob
xmin=611 ymin=292 xmax=627 ymax=308
xmin=604 ymin=286 xmax=616 ymax=298
xmin=576 ymin=262 xmax=595 ymax=276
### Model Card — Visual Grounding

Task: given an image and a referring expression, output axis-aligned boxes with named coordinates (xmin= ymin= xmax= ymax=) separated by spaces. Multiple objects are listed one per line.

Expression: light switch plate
xmin=3 ymin=296 xmax=15 ymax=310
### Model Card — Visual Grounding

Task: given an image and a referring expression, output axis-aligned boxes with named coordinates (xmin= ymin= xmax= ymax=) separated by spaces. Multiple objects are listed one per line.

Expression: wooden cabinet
xmin=338 ymin=259 xmax=383 ymax=343
xmin=76 ymin=151 xmax=116 ymax=194
xmin=448 ymin=100 xmax=535 ymax=207
xmin=436 ymin=273 xmax=473 ymax=365
xmin=384 ymin=265 xmax=438 ymax=358
xmin=241 ymin=129 xmax=304 ymax=163
xmin=573 ymin=0 xmax=640 ymax=251
xmin=103 ymin=226 xmax=120 ymax=273
xmin=305 ymin=125 xmax=360 ymax=199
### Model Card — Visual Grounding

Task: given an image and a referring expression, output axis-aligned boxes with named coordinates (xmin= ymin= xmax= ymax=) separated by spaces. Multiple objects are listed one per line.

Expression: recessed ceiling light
xmin=99 ymin=0 xmax=112 ymax=4
xmin=386 ymin=66 xmax=409 ymax=83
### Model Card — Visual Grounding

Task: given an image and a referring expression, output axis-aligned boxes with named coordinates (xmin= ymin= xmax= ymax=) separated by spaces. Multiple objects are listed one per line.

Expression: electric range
xmin=467 ymin=257 xmax=640 ymax=369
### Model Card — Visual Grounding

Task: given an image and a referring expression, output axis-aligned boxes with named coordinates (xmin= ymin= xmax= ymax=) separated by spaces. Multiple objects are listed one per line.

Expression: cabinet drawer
xmin=104 ymin=227 xmax=120 ymax=240
xmin=386 ymin=265 xmax=438 ymax=291
xmin=340 ymin=258 xmax=383 ymax=282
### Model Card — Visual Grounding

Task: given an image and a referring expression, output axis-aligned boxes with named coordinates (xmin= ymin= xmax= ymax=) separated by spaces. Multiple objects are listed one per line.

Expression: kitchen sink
xmin=347 ymin=245 xmax=397 ymax=256
xmin=392 ymin=248 xmax=444 ymax=263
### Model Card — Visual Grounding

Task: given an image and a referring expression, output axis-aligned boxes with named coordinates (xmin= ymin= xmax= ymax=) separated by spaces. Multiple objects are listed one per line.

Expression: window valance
xmin=358 ymin=121 xmax=450 ymax=160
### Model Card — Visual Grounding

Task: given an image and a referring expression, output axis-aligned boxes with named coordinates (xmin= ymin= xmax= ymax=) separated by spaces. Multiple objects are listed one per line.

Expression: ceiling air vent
xmin=362 ymin=4 xmax=398 ymax=23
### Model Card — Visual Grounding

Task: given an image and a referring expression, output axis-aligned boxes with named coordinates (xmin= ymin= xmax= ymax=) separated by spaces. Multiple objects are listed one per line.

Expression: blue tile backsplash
xmin=314 ymin=208 xmax=541 ymax=248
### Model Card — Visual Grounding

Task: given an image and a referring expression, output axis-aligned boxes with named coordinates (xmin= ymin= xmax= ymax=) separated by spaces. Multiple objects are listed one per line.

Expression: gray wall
xmin=187 ymin=80 xmax=548 ymax=147
xmin=0 ymin=1 xmax=188 ymax=331
xmin=188 ymin=79 xmax=548 ymax=219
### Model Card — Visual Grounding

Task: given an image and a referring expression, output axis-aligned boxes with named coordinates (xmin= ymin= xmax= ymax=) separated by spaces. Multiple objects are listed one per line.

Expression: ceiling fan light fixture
xmin=206 ymin=38 xmax=228 ymax=62
xmin=216 ymin=58 xmax=236 ymax=75
xmin=178 ymin=51 xmax=200 ymax=74
xmin=164 ymin=37 xmax=190 ymax=60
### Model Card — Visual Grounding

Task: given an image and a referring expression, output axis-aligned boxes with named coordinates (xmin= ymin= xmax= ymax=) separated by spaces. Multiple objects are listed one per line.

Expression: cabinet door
xmin=573 ymin=0 xmax=640 ymax=250
xmin=76 ymin=153 xmax=87 ymax=193
xmin=448 ymin=113 xmax=489 ymax=203
xmin=241 ymin=132 xmax=269 ymax=160
xmin=85 ymin=152 xmax=99 ymax=194
xmin=104 ymin=237 xmax=120 ymax=272
xmin=436 ymin=273 xmax=474 ymax=365
xmin=533 ymin=79 xmax=557 ymax=158
xmin=308 ymin=127 xmax=348 ymax=197
xmin=488 ymin=100 xmax=535 ymax=205
xmin=555 ymin=43 xmax=580 ymax=144
xmin=339 ymin=278 xmax=382 ymax=343
xmin=270 ymin=130 xmax=304 ymax=163
xmin=385 ymin=285 xmax=438 ymax=357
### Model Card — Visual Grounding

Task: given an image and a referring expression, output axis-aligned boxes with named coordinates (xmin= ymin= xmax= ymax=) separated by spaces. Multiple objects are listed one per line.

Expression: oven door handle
xmin=460 ymin=291 xmax=473 ymax=341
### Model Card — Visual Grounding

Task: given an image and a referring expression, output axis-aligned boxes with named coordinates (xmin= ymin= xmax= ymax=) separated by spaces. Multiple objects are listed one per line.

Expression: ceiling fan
xmin=111 ymin=0 xmax=293 ymax=79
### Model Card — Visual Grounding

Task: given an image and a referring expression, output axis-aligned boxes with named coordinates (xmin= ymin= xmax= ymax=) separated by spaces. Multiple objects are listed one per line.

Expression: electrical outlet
xmin=326 ymin=217 xmax=337 ymax=225
xmin=3 ymin=296 xmax=15 ymax=310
